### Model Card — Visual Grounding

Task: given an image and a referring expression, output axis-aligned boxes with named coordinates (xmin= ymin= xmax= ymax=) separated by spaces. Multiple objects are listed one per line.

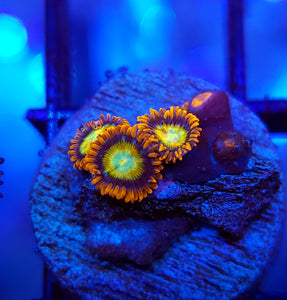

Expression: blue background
xmin=0 ymin=0 xmax=287 ymax=299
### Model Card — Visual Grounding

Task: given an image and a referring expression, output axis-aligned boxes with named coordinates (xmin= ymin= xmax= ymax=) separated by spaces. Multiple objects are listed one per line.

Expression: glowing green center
xmin=80 ymin=124 xmax=114 ymax=155
xmin=103 ymin=141 xmax=144 ymax=180
xmin=154 ymin=124 xmax=187 ymax=149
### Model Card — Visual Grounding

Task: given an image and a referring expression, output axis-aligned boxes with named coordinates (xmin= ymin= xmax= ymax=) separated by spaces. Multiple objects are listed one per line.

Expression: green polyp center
xmin=154 ymin=124 xmax=187 ymax=149
xmin=80 ymin=124 xmax=114 ymax=155
xmin=103 ymin=141 xmax=144 ymax=180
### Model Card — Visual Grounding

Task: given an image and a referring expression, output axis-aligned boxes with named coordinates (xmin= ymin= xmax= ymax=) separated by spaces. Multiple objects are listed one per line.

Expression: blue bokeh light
xmin=270 ymin=69 xmax=287 ymax=98
xmin=139 ymin=5 xmax=176 ymax=38
xmin=29 ymin=53 xmax=45 ymax=96
xmin=0 ymin=13 xmax=28 ymax=59
xmin=135 ymin=5 xmax=176 ymax=61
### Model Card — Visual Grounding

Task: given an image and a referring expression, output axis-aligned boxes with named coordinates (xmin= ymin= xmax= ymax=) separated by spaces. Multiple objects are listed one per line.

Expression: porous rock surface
xmin=31 ymin=71 xmax=284 ymax=300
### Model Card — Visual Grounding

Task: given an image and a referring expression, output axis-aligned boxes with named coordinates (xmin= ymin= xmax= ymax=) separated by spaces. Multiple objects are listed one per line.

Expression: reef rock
xmin=77 ymin=152 xmax=280 ymax=240
xmin=31 ymin=72 xmax=284 ymax=300
xmin=86 ymin=217 xmax=194 ymax=267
